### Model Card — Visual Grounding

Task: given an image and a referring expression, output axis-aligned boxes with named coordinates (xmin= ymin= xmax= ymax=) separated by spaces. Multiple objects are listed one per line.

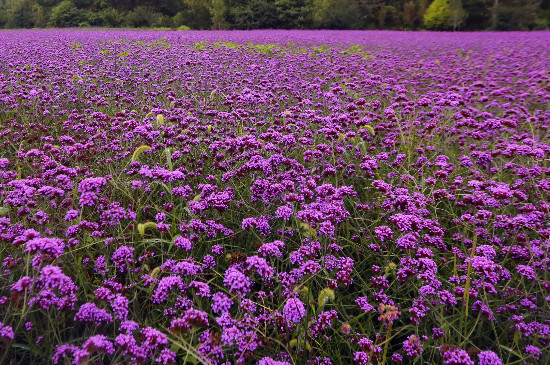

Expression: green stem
xmin=381 ymin=322 xmax=393 ymax=365
xmin=462 ymin=232 xmax=477 ymax=339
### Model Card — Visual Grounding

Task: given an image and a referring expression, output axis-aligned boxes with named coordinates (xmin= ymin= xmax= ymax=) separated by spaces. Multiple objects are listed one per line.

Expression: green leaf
xmin=318 ymin=288 xmax=335 ymax=307
xmin=360 ymin=125 xmax=375 ymax=135
xmin=165 ymin=148 xmax=173 ymax=171
xmin=138 ymin=222 xmax=158 ymax=236
xmin=131 ymin=145 xmax=151 ymax=163
xmin=513 ymin=329 xmax=520 ymax=346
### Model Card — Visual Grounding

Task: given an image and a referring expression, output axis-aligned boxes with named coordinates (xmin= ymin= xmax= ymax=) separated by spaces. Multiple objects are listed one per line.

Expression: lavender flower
xmin=223 ymin=267 xmax=252 ymax=296
xmin=283 ymin=298 xmax=306 ymax=325
xmin=0 ymin=323 xmax=14 ymax=340
xmin=74 ymin=303 xmax=113 ymax=325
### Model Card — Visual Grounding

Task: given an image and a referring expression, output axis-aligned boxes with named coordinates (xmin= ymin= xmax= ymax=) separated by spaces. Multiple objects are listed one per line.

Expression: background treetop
xmin=0 ymin=0 xmax=548 ymax=30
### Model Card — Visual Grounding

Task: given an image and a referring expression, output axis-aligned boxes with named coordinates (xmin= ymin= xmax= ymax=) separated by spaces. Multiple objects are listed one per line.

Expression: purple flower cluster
xmin=283 ymin=298 xmax=306 ymax=325
xmin=74 ymin=303 xmax=113 ymax=325
xmin=0 ymin=30 xmax=549 ymax=364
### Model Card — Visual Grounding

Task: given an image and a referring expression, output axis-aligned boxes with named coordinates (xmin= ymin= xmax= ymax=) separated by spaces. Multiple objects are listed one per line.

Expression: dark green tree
xmin=100 ymin=7 xmax=126 ymax=27
xmin=0 ymin=0 xmax=547 ymax=30
xmin=31 ymin=3 xmax=46 ymax=27
xmin=493 ymin=0 xmax=540 ymax=30
xmin=402 ymin=1 xmax=417 ymax=28
xmin=229 ymin=0 xmax=278 ymax=29
xmin=449 ymin=0 xmax=467 ymax=30
xmin=462 ymin=0 xmax=491 ymax=29
xmin=178 ymin=0 xmax=212 ymax=29
xmin=48 ymin=0 xmax=85 ymax=26
xmin=1 ymin=0 xmax=35 ymax=28
xmin=275 ymin=0 xmax=308 ymax=28
xmin=308 ymin=0 xmax=362 ymax=29
xmin=125 ymin=5 xmax=159 ymax=27
xmin=210 ymin=0 xmax=228 ymax=29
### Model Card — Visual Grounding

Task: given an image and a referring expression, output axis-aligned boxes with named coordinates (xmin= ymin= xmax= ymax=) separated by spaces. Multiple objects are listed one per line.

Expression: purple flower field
xmin=0 ymin=30 xmax=549 ymax=364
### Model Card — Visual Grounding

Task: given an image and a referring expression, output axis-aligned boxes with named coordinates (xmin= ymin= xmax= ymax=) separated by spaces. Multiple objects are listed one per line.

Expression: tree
xmin=31 ymin=3 xmax=47 ymax=27
xmin=210 ymin=0 xmax=228 ymax=29
xmin=2 ymin=0 xmax=35 ymax=28
xmin=274 ymin=0 xmax=307 ymax=29
xmin=449 ymin=0 xmax=467 ymax=30
xmin=492 ymin=0 xmax=541 ymax=30
xmin=181 ymin=0 xmax=213 ymax=29
xmin=229 ymin=0 xmax=277 ymax=29
xmin=0 ymin=0 xmax=546 ymax=29
xmin=462 ymin=0 xmax=491 ymax=30
xmin=48 ymin=0 xmax=85 ymax=27
xmin=402 ymin=1 xmax=417 ymax=28
xmin=381 ymin=5 xmax=399 ymax=28
xmin=424 ymin=0 xmax=451 ymax=29
xmin=354 ymin=0 xmax=383 ymax=28
xmin=490 ymin=0 xmax=498 ymax=28
xmin=308 ymin=0 xmax=362 ymax=29
xmin=100 ymin=7 xmax=125 ymax=27
xmin=125 ymin=6 xmax=159 ymax=27
xmin=416 ymin=0 xmax=430 ymax=26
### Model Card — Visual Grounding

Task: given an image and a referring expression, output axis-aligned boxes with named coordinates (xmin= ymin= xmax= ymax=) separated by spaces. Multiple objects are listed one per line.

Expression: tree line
xmin=0 ymin=0 xmax=548 ymax=30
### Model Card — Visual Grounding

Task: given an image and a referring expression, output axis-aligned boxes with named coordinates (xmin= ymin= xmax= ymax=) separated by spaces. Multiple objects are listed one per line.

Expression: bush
xmin=172 ymin=11 xmax=186 ymax=28
xmin=424 ymin=0 xmax=451 ymax=30
xmin=47 ymin=0 xmax=85 ymax=27
xmin=176 ymin=1 xmax=212 ymax=29
xmin=31 ymin=4 xmax=46 ymax=28
xmin=494 ymin=5 xmax=539 ymax=31
xmin=125 ymin=6 xmax=160 ymax=28
xmin=309 ymin=0 xmax=362 ymax=29
xmin=152 ymin=14 xmax=172 ymax=28
xmin=100 ymin=7 xmax=125 ymax=28
xmin=4 ymin=0 xmax=34 ymax=29
xmin=85 ymin=11 xmax=104 ymax=27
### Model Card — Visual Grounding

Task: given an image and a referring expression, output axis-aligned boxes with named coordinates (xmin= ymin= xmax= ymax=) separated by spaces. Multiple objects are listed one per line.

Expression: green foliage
xmin=86 ymin=11 xmax=106 ymax=26
xmin=3 ymin=0 xmax=35 ymax=28
xmin=210 ymin=0 xmax=228 ymax=29
xmin=462 ymin=0 xmax=491 ymax=30
xmin=0 ymin=0 xmax=548 ymax=30
xmin=493 ymin=0 xmax=541 ymax=30
xmin=308 ymin=0 xmax=362 ymax=29
xmin=229 ymin=0 xmax=278 ymax=29
xmin=534 ymin=7 xmax=550 ymax=30
xmin=180 ymin=0 xmax=213 ymax=30
xmin=31 ymin=4 xmax=46 ymax=27
xmin=246 ymin=41 xmax=281 ymax=54
xmin=449 ymin=0 xmax=467 ymax=30
xmin=125 ymin=6 xmax=160 ymax=28
xmin=153 ymin=14 xmax=173 ymax=28
xmin=424 ymin=0 xmax=451 ymax=29
xmin=172 ymin=11 xmax=187 ymax=27
xmin=48 ymin=0 xmax=85 ymax=27
xmin=100 ymin=7 xmax=125 ymax=27
xmin=275 ymin=0 xmax=308 ymax=29
xmin=172 ymin=5 xmax=211 ymax=30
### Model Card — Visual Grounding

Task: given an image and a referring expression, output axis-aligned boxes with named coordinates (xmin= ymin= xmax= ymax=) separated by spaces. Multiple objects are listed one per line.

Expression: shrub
xmin=100 ymin=7 xmax=125 ymax=28
xmin=47 ymin=0 xmax=85 ymax=27
xmin=125 ymin=6 xmax=160 ymax=28
xmin=424 ymin=0 xmax=451 ymax=30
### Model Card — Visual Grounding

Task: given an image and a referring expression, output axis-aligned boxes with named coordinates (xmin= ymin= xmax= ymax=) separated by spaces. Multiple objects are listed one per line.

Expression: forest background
xmin=0 ymin=0 xmax=548 ymax=31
